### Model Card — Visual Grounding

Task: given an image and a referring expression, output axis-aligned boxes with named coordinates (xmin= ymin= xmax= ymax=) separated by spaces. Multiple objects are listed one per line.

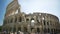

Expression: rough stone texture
xmin=2 ymin=0 xmax=60 ymax=34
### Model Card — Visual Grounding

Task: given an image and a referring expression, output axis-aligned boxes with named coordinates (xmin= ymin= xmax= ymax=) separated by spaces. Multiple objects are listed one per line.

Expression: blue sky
xmin=0 ymin=0 xmax=12 ymax=26
xmin=0 ymin=0 xmax=60 ymax=26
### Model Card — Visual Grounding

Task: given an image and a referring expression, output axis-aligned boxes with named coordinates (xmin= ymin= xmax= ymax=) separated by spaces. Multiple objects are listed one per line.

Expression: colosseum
xmin=2 ymin=0 xmax=60 ymax=34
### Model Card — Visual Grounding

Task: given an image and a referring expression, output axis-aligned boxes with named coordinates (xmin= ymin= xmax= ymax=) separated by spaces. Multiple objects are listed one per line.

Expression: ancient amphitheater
xmin=2 ymin=0 xmax=60 ymax=34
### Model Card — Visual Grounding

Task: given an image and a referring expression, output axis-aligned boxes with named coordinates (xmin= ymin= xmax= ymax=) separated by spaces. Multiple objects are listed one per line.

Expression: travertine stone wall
xmin=3 ymin=0 xmax=60 ymax=34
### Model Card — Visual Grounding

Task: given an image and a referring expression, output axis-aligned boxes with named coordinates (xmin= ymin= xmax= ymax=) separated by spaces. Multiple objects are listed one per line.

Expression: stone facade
xmin=2 ymin=0 xmax=60 ymax=34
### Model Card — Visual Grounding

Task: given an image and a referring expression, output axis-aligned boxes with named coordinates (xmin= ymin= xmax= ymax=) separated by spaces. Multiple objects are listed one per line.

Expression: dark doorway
xmin=24 ymin=27 xmax=27 ymax=32
xmin=18 ymin=27 xmax=21 ymax=31
xmin=37 ymin=28 xmax=40 ymax=33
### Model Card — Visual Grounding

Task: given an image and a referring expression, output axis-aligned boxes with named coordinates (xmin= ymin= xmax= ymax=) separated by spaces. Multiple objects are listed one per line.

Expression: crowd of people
xmin=0 ymin=31 xmax=42 ymax=34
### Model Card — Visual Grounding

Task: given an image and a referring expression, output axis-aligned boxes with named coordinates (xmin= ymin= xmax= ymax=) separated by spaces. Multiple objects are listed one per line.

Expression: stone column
xmin=27 ymin=17 xmax=31 ymax=33
xmin=21 ymin=25 xmax=23 ymax=32
xmin=16 ymin=25 xmax=18 ymax=32
xmin=35 ymin=26 xmax=37 ymax=33
xmin=53 ymin=29 xmax=54 ymax=34
xmin=27 ymin=24 xmax=31 ymax=33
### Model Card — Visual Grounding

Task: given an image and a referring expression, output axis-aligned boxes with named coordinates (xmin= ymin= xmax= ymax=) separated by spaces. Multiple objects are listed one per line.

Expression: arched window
xmin=31 ymin=18 xmax=35 ymax=26
xmin=15 ymin=17 xmax=17 ymax=22
xmin=31 ymin=18 xmax=35 ymax=23
xmin=26 ymin=18 xmax=29 ymax=21
xmin=31 ymin=18 xmax=34 ymax=20
xmin=42 ymin=17 xmax=46 ymax=25
xmin=10 ymin=18 xmax=13 ymax=23
xmin=19 ymin=17 xmax=22 ymax=22
xmin=43 ymin=20 xmax=45 ymax=25
xmin=47 ymin=22 xmax=49 ymax=25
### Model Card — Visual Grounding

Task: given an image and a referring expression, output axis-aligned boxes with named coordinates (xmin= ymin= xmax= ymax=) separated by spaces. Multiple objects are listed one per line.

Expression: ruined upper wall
xmin=5 ymin=0 xmax=20 ymax=17
xmin=6 ymin=0 xmax=19 ymax=11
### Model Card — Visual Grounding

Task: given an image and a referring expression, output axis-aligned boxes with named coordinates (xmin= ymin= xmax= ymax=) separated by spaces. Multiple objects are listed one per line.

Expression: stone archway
xmin=37 ymin=28 xmax=40 ymax=33
xmin=18 ymin=27 xmax=21 ymax=31
xmin=24 ymin=27 xmax=27 ymax=32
